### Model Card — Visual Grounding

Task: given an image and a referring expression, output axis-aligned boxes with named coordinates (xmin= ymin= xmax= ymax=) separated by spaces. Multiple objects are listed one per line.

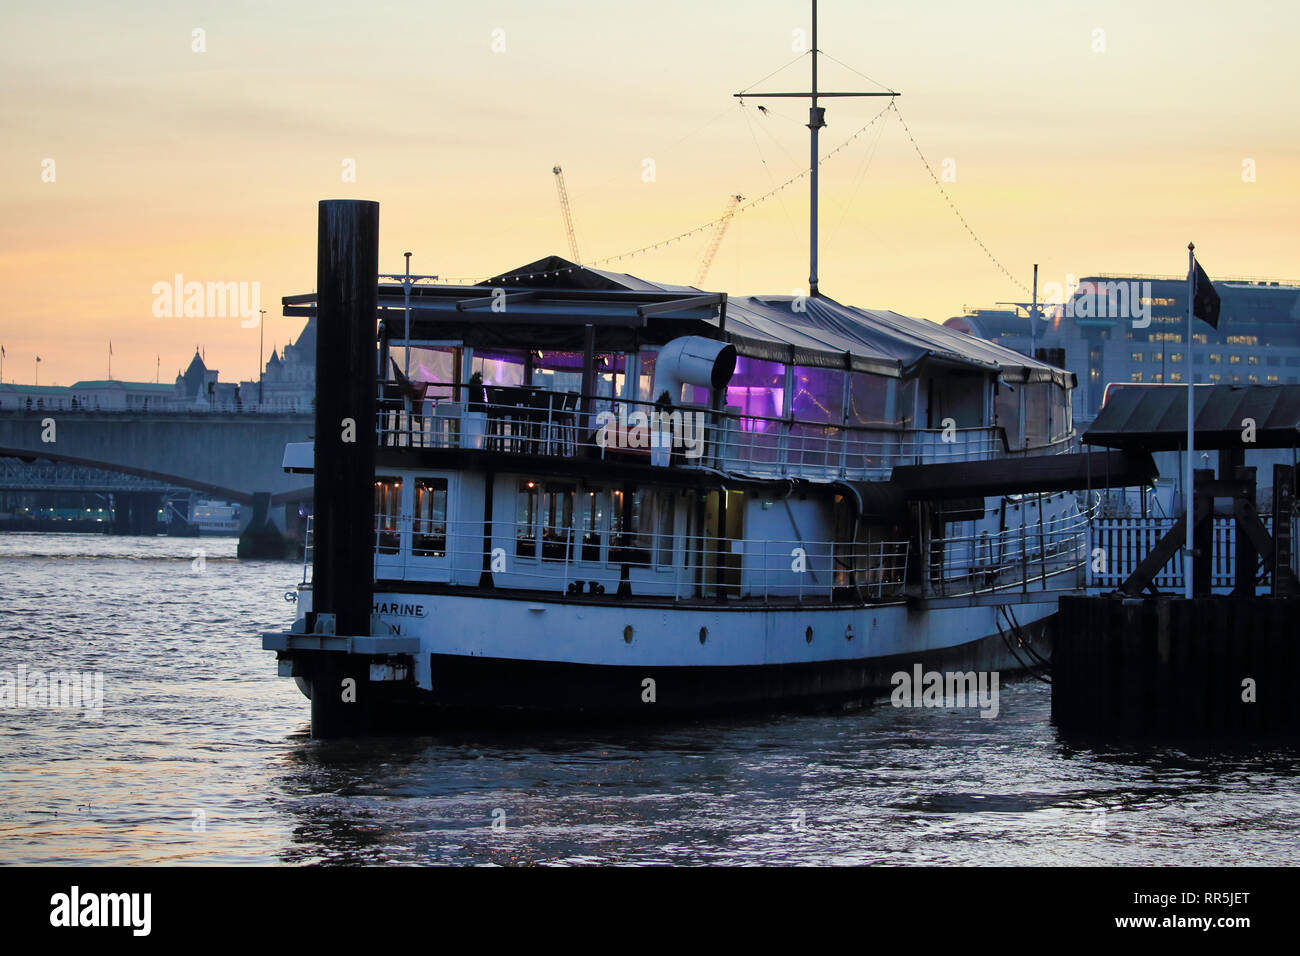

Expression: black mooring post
xmin=312 ymin=199 xmax=379 ymax=638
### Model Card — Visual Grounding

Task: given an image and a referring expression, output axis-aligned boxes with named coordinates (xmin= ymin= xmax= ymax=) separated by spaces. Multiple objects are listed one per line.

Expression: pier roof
xmin=1083 ymin=384 xmax=1300 ymax=450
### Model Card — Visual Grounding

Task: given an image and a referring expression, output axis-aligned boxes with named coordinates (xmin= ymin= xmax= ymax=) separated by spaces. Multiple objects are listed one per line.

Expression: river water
xmin=0 ymin=533 xmax=1296 ymax=866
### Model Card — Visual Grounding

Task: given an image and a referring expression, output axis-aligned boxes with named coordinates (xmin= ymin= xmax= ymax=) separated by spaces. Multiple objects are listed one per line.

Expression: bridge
xmin=0 ymin=409 xmax=313 ymax=536
xmin=0 ymin=459 xmax=181 ymax=493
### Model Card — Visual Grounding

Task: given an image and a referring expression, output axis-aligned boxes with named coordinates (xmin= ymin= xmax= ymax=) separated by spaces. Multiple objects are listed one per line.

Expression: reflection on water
xmin=1 ymin=533 xmax=1297 ymax=865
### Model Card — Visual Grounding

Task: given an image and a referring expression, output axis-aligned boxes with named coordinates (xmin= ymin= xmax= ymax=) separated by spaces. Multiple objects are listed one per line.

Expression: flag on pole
xmin=1191 ymin=261 xmax=1220 ymax=329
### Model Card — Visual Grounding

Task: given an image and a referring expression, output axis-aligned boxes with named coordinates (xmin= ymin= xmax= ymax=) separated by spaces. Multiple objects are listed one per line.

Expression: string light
xmin=889 ymin=101 xmax=1030 ymax=296
xmin=432 ymin=102 xmax=897 ymax=286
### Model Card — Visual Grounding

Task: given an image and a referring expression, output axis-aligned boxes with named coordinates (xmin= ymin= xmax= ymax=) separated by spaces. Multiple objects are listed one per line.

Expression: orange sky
xmin=2 ymin=0 xmax=1297 ymax=386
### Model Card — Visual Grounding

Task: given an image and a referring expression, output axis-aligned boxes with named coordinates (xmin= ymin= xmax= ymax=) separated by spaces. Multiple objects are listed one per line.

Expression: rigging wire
xmin=436 ymin=101 xmax=897 ymax=284
xmin=816 ymin=49 xmax=897 ymax=94
xmin=740 ymin=101 xmax=798 ymax=236
xmin=734 ymin=50 xmax=811 ymax=96
xmin=889 ymin=100 xmax=1031 ymax=296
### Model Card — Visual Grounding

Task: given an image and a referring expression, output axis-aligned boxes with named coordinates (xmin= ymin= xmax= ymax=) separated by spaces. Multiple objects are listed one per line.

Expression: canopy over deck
xmin=1083 ymin=384 xmax=1300 ymax=451
xmin=283 ymin=257 xmax=1072 ymax=387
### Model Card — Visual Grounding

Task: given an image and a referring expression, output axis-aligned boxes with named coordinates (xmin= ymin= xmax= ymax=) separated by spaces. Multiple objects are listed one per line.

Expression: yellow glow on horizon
xmin=2 ymin=0 xmax=1298 ymax=385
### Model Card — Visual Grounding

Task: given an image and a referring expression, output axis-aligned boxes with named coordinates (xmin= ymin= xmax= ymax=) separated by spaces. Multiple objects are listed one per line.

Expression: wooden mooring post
xmin=1054 ymin=463 xmax=1299 ymax=736
xmin=1053 ymin=595 xmax=1299 ymax=736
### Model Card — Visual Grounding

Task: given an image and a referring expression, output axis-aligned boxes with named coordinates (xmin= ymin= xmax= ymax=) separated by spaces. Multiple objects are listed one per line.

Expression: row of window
xmin=375 ymin=476 xmax=448 ymax=557
xmin=516 ymin=481 xmax=676 ymax=567
xmin=371 ymin=476 xmax=682 ymax=568
xmin=1128 ymin=372 xmax=1292 ymax=384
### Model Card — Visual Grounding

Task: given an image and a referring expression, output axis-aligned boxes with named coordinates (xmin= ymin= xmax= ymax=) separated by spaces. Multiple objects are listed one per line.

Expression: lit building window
xmin=1130 ymin=372 xmax=1143 ymax=383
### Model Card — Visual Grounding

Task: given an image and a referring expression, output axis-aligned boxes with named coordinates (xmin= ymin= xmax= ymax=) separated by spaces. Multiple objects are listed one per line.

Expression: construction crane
xmin=552 ymin=165 xmax=581 ymax=263
xmin=696 ymin=194 xmax=743 ymax=286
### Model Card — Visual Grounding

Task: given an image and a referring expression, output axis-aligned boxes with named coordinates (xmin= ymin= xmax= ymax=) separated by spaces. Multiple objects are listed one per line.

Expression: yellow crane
xmin=696 ymin=194 xmax=743 ymax=286
xmin=552 ymin=165 xmax=581 ymax=263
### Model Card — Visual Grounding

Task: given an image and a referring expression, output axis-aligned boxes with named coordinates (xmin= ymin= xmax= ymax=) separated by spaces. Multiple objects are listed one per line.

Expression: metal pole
xmin=808 ymin=0 xmax=821 ymax=297
xmin=1030 ymin=263 xmax=1039 ymax=357
xmin=403 ymin=251 xmax=412 ymax=377
xmin=1185 ymin=242 xmax=1195 ymax=600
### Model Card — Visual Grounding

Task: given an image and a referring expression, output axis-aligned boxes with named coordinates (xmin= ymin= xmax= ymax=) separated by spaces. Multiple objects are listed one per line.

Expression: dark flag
xmin=1192 ymin=260 xmax=1220 ymax=329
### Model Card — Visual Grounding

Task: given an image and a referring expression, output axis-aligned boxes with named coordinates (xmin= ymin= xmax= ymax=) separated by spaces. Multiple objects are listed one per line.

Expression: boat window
xmin=653 ymin=491 xmax=676 ymax=567
xmin=1023 ymin=383 xmax=1052 ymax=447
xmin=609 ymin=488 xmax=651 ymax=566
xmin=394 ymin=346 xmax=459 ymax=400
xmin=724 ymin=356 xmax=786 ymax=425
xmin=595 ymin=353 xmax=628 ymax=412
xmin=413 ymin=478 xmax=448 ymax=557
xmin=635 ymin=350 xmax=657 ymax=404
xmin=532 ymin=351 xmax=584 ymax=394
xmin=578 ymin=488 xmax=606 ymax=562
xmin=995 ymin=381 xmax=1022 ymax=448
xmin=374 ymin=476 xmax=403 ymax=555
xmin=847 ymin=372 xmax=891 ymax=427
xmin=516 ymin=480 xmax=538 ymax=558
xmin=473 ymin=349 xmax=526 ymax=387
xmin=790 ymin=367 xmax=844 ymax=424
xmin=541 ymin=483 xmax=574 ymax=561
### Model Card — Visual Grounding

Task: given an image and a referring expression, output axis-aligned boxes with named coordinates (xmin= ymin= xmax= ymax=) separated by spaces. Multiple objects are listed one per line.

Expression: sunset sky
xmin=2 ymin=0 xmax=1297 ymax=386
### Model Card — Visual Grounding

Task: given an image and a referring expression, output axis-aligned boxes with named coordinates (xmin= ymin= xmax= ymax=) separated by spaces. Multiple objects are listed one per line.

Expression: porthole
xmin=805 ymin=626 xmax=814 ymax=644
xmin=699 ymin=626 xmax=708 ymax=645
xmin=623 ymin=625 xmax=634 ymax=644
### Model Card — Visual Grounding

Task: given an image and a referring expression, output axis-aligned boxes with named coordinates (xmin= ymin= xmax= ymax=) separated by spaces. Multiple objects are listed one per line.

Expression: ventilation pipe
xmin=651 ymin=336 xmax=737 ymax=404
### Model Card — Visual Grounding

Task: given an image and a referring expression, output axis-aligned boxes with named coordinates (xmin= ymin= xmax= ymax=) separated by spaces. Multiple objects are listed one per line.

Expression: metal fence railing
xmin=374 ymin=381 xmax=1069 ymax=481
xmin=927 ymin=497 xmax=1097 ymax=598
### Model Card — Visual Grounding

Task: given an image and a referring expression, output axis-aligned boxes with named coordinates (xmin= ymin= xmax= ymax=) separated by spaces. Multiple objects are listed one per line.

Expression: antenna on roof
xmin=997 ymin=264 xmax=1045 ymax=356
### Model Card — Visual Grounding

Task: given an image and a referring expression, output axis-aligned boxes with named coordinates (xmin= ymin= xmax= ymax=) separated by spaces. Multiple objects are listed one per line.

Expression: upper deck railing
xmin=376 ymin=381 xmax=1067 ymax=480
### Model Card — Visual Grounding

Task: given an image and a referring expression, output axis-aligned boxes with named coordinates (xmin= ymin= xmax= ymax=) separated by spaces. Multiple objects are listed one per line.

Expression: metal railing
xmin=326 ymin=513 xmax=909 ymax=602
xmin=926 ymin=496 xmax=1097 ymax=597
xmin=1088 ymin=514 xmax=1296 ymax=591
xmin=375 ymin=381 xmax=1066 ymax=480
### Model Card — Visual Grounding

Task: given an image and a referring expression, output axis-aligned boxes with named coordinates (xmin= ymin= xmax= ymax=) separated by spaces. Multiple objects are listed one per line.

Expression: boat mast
xmin=734 ymin=0 xmax=898 ymax=298
xmin=810 ymin=1 xmax=821 ymax=297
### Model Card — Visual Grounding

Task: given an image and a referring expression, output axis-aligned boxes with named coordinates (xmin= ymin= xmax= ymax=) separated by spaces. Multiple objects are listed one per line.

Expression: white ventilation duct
xmin=651 ymin=336 xmax=736 ymax=404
